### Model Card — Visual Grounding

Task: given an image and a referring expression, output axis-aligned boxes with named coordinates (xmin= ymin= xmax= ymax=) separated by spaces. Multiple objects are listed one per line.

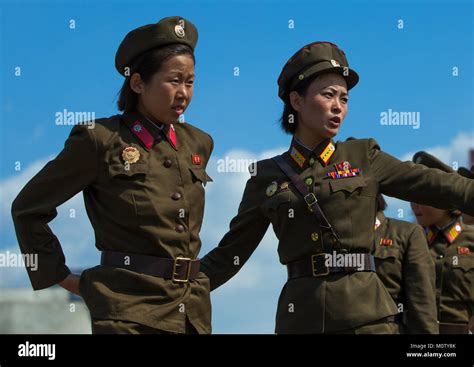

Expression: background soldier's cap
xmin=412 ymin=151 xmax=454 ymax=173
xmin=458 ymin=165 xmax=474 ymax=179
xmin=115 ymin=16 xmax=198 ymax=76
xmin=277 ymin=41 xmax=359 ymax=101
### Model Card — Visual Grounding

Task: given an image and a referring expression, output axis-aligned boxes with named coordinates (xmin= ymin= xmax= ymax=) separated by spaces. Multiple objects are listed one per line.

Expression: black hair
xmin=279 ymin=73 xmax=322 ymax=135
xmin=376 ymin=194 xmax=388 ymax=212
xmin=117 ymin=44 xmax=195 ymax=112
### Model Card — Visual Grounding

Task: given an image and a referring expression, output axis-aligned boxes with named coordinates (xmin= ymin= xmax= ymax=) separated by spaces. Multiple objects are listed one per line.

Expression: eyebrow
xmin=168 ymin=70 xmax=195 ymax=77
xmin=326 ymin=86 xmax=348 ymax=96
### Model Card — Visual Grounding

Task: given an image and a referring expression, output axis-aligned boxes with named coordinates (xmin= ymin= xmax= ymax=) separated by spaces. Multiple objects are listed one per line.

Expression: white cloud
xmin=399 ymin=131 xmax=474 ymax=168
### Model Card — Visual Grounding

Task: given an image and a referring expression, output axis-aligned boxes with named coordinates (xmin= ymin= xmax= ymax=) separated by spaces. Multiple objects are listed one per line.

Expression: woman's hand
xmin=59 ymin=274 xmax=81 ymax=296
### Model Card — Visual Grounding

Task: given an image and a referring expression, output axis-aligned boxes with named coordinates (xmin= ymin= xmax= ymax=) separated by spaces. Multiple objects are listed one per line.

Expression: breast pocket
xmin=329 ymin=175 xmax=367 ymax=196
xmin=189 ymin=167 xmax=213 ymax=187
xmin=108 ymin=162 xmax=148 ymax=180
xmin=451 ymin=255 xmax=474 ymax=272
xmin=374 ymin=246 xmax=400 ymax=261
xmin=108 ymin=162 xmax=155 ymax=226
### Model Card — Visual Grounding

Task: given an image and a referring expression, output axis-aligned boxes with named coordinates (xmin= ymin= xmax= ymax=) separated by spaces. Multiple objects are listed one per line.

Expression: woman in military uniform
xmin=411 ymin=152 xmax=474 ymax=334
xmin=12 ymin=16 xmax=214 ymax=334
xmin=199 ymin=41 xmax=474 ymax=333
xmin=373 ymin=194 xmax=438 ymax=334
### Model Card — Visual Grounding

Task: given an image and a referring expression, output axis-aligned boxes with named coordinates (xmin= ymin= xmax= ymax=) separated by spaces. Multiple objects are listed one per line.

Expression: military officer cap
xmin=115 ymin=16 xmax=198 ymax=76
xmin=412 ymin=151 xmax=454 ymax=173
xmin=277 ymin=41 xmax=359 ymax=101
xmin=458 ymin=165 xmax=474 ymax=179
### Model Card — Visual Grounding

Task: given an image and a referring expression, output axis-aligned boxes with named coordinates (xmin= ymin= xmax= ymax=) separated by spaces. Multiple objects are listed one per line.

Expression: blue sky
xmin=0 ymin=0 xmax=473 ymax=333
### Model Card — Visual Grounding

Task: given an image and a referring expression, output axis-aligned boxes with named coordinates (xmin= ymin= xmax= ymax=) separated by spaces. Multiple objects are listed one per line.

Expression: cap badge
xmin=175 ymin=19 xmax=185 ymax=38
xmin=330 ymin=59 xmax=340 ymax=67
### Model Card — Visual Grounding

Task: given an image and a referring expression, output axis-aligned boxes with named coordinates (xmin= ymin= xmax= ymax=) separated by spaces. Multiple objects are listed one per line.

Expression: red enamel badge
xmin=380 ymin=238 xmax=393 ymax=246
xmin=458 ymin=246 xmax=470 ymax=255
xmin=192 ymin=154 xmax=202 ymax=165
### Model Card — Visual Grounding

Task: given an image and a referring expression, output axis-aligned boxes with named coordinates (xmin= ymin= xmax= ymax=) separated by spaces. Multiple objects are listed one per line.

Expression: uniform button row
xmin=175 ymin=225 xmax=185 ymax=233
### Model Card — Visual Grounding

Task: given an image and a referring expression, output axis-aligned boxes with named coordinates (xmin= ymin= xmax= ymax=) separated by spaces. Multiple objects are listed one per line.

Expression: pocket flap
xmin=452 ymin=255 xmax=474 ymax=272
xmin=329 ymin=175 xmax=367 ymax=193
xmin=374 ymin=246 xmax=400 ymax=259
xmin=109 ymin=162 xmax=148 ymax=177
xmin=189 ymin=167 xmax=213 ymax=183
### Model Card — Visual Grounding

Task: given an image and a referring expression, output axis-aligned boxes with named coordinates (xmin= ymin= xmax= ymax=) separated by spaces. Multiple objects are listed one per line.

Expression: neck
xmin=294 ymin=124 xmax=325 ymax=150
xmin=136 ymin=104 xmax=165 ymax=126
xmin=435 ymin=215 xmax=456 ymax=229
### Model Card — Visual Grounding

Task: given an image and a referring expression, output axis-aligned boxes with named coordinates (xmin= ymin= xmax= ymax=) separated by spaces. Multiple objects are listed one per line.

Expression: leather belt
xmin=439 ymin=322 xmax=469 ymax=334
xmin=100 ymin=250 xmax=200 ymax=283
xmin=387 ymin=313 xmax=405 ymax=324
xmin=287 ymin=252 xmax=376 ymax=279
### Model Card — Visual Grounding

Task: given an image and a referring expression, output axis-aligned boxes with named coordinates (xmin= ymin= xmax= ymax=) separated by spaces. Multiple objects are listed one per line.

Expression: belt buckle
xmin=172 ymin=257 xmax=192 ymax=283
xmin=311 ymin=253 xmax=329 ymax=277
xmin=304 ymin=193 xmax=317 ymax=207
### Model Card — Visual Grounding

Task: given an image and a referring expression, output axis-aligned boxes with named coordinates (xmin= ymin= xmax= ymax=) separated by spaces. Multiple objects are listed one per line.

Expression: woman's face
xmin=291 ymin=73 xmax=348 ymax=140
xmin=410 ymin=202 xmax=452 ymax=227
xmin=132 ymin=54 xmax=195 ymax=124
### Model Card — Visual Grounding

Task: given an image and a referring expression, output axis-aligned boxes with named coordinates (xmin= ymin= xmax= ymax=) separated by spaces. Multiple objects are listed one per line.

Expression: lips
xmin=330 ymin=116 xmax=341 ymax=124
xmin=172 ymin=105 xmax=185 ymax=115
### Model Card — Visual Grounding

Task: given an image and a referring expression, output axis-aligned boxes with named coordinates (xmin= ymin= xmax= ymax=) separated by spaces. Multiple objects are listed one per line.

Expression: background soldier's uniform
xmin=200 ymin=137 xmax=474 ymax=333
xmin=413 ymin=151 xmax=474 ymax=334
xmin=11 ymin=17 xmax=214 ymax=334
xmin=426 ymin=219 xmax=474 ymax=334
xmin=373 ymin=211 xmax=438 ymax=334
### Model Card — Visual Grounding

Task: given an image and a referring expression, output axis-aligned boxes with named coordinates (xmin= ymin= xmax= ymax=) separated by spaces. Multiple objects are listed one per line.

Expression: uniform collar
xmin=425 ymin=217 xmax=463 ymax=245
xmin=122 ymin=111 xmax=177 ymax=151
xmin=375 ymin=211 xmax=386 ymax=230
xmin=288 ymin=137 xmax=336 ymax=170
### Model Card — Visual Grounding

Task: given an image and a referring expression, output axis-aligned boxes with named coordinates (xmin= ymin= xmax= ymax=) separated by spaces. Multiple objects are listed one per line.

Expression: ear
xmin=289 ymin=91 xmax=302 ymax=112
xmin=130 ymin=73 xmax=144 ymax=94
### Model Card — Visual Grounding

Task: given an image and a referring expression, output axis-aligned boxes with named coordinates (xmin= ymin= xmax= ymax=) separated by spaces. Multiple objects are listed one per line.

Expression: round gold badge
xmin=266 ymin=181 xmax=278 ymax=197
xmin=174 ymin=20 xmax=185 ymax=38
xmin=122 ymin=146 xmax=140 ymax=164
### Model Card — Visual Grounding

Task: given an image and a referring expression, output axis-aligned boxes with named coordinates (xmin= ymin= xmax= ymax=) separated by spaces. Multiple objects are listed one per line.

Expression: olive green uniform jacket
xmin=426 ymin=218 xmax=474 ymax=329
xmin=373 ymin=211 xmax=438 ymax=333
xmin=200 ymin=138 xmax=474 ymax=333
xmin=12 ymin=111 xmax=214 ymax=334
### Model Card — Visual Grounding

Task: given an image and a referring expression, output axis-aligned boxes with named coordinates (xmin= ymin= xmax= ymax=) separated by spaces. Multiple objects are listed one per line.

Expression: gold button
xmin=298 ymin=74 xmax=304 ymax=80
xmin=305 ymin=177 xmax=313 ymax=186
xmin=311 ymin=232 xmax=319 ymax=241
xmin=309 ymin=157 xmax=316 ymax=166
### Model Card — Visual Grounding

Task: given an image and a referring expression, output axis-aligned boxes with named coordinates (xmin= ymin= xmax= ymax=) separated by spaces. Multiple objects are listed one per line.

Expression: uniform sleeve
xmin=403 ymin=226 xmax=439 ymax=334
xmin=199 ymin=173 xmax=270 ymax=291
xmin=369 ymin=139 xmax=474 ymax=215
xmin=11 ymin=125 xmax=99 ymax=290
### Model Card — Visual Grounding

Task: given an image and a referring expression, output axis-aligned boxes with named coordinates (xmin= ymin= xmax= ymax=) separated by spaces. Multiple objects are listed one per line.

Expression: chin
xmin=324 ymin=128 xmax=339 ymax=138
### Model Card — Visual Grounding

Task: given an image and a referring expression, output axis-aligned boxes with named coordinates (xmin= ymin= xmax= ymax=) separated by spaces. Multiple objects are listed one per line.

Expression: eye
xmin=323 ymin=92 xmax=333 ymax=98
xmin=186 ymin=80 xmax=194 ymax=86
xmin=170 ymin=79 xmax=179 ymax=84
xmin=341 ymin=97 xmax=349 ymax=104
